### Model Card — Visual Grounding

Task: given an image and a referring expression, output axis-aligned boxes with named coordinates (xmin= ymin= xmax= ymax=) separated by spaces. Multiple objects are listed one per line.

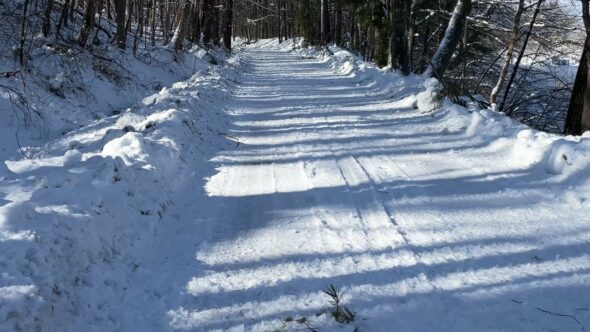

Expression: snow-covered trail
xmin=134 ymin=45 xmax=590 ymax=331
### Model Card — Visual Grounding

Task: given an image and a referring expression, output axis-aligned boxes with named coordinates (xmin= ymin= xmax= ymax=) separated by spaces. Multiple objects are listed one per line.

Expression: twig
xmin=537 ymin=307 xmax=585 ymax=332
xmin=302 ymin=321 xmax=318 ymax=332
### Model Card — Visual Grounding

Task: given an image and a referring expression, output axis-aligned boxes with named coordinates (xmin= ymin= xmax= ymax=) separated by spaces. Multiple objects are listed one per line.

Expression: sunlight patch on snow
xmin=187 ymin=249 xmax=417 ymax=295
xmin=0 ymin=230 xmax=35 ymax=241
xmin=101 ymin=132 xmax=149 ymax=166
xmin=187 ymin=239 xmax=590 ymax=298
xmin=0 ymin=285 xmax=37 ymax=301
xmin=428 ymin=255 xmax=590 ymax=291
xmin=5 ymin=157 xmax=63 ymax=174
xmin=459 ymin=272 xmax=590 ymax=300
xmin=34 ymin=204 xmax=92 ymax=219
xmin=172 ymin=254 xmax=590 ymax=330
xmin=205 ymin=160 xmax=351 ymax=197
xmin=168 ymin=291 xmax=326 ymax=330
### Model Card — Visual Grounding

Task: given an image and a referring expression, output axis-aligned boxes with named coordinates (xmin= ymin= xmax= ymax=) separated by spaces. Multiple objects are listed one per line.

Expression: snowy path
xmin=124 ymin=45 xmax=590 ymax=331
xmin=2 ymin=41 xmax=589 ymax=331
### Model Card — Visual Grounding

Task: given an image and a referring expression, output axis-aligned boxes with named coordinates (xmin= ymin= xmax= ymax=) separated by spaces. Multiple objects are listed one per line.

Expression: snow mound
xmin=416 ymin=78 xmax=443 ymax=113
xmin=512 ymin=129 xmax=590 ymax=176
xmin=0 ymin=49 xmax=240 ymax=330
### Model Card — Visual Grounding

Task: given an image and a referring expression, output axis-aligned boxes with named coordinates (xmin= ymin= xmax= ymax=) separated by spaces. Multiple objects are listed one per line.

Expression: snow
xmin=416 ymin=78 xmax=443 ymax=113
xmin=1 ymin=38 xmax=590 ymax=331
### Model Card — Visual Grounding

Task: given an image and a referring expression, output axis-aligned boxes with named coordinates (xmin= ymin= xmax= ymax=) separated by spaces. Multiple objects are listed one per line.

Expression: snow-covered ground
xmin=2 ymin=39 xmax=590 ymax=331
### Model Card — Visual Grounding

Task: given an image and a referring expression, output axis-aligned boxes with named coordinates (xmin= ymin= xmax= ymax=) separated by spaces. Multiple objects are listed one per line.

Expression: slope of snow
xmin=0 ymin=51 xmax=240 ymax=330
xmin=0 ymin=0 xmax=226 ymax=164
xmin=2 ymin=38 xmax=590 ymax=331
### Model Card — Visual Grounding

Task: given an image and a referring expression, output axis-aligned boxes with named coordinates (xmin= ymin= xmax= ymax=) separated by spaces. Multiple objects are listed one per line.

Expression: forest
xmin=2 ymin=0 xmax=589 ymax=134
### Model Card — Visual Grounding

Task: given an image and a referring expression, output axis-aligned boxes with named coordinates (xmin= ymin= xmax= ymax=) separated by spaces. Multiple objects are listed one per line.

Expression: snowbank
xmin=0 ymin=48 xmax=240 ymax=330
xmin=271 ymin=38 xmax=590 ymax=181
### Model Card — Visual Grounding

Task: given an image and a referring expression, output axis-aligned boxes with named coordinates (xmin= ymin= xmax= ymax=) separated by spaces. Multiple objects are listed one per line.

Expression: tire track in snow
xmin=345 ymin=154 xmax=439 ymax=292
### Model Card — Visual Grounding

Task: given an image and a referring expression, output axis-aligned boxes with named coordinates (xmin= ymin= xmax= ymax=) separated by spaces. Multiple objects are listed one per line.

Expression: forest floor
xmin=2 ymin=40 xmax=590 ymax=331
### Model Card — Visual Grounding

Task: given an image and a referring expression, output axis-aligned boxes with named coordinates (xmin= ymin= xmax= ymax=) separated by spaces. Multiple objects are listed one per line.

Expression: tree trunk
xmin=55 ymin=0 xmax=70 ymax=39
xmin=565 ymin=46 xmax=588 ymax=135
xmin=79 ymin=0 xmax=96 ymax=46
xmin=407 ymin=0 xmax=419 ymax=73
xmin=125 ymin=0 xmax=134 ymax=34
xmin=392 ymin=0 xmax=410 ymax=74
xmin=18 ymin=0 xmax=30 ymax=66
xmin=115 ymin=0 xmax=127 ymax=49
xmin=389 ymin=0 xmax=396 ymax=69
xmin=460 ymin=15 xmax=468 ymax=93
xmin=425 ymin=0 xmax=472 ymax=77
xmin=163 ymin=0 xmax=171 ymax=45
xmin=582 ymin=37 xmax=590 ymax=133
xmin=202 ymin=0 xmax=213 ymax=46
xmin=212 ymin=4 xmax=221 ymax=45
xmin=335 ymin=0 xmax=342 ymax=45
xmin=223 ymin=0 xmax=234 ymax=50
xmin=565 ymin=0 xmax=590 ymax=134
xmin=150 ymin=0 xmax=156 ymax=45
xmin=321 ymin=0 xmax=330 ymax=44
xmin=92 ymin=0 xmax=105 ymax=44
xmin=489 ymin=0 xmax=524 ymax=107
xmin=42 ymin=0 xmax=54 ymax=37
xmin=69 ymin=0 xmax=77 ymax=20
xmin=278 ymin=0 xmax=283 ymax=43
xmin=134 ymin=0 xmax=143 ymax=54
xmin=174 ymin=0 xmax=192 ymax=52
xmin=499 ymin=0 xmax=543 ymax=114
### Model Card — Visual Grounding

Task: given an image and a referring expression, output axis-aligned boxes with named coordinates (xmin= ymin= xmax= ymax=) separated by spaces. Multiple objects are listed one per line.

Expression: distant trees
xmin=249 ymin=0 xmax=579 ymax=134
xmin=7 ymin=0 xmax=587 ymax=134
xmin=29 ymin=0 xmax=236 ymax=52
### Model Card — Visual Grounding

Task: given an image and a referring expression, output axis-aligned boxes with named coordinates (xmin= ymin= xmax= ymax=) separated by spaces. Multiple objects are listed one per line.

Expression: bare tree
xmin=426 ymin=0 xmax=472 ymax=77
xmin=224 ymin=0 xmax=234 ymax=50
xmin=321 ymin=0 xmax=330 ymax=44
xmin=173 ymin=0 xmax=192 ymax=51
xmin=489 ymin=0 xmax=524 ymax=107
xmin=115 ymin=0 xmax=127 ymax=50
xmin=42 ymin=0 xmax=55 ymax=37
xmin=498 ymin=0 xmax=544 ymax=114
xmin=79 ymin=0 xmax=96 ymax=46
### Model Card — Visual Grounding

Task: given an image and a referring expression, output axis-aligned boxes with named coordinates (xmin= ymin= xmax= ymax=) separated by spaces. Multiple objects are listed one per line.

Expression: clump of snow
xmin=102 ymin=132 xmax=148 ymax=166
xmin=511 ymin=129 xmax=590 ymax=176
xmin=62 ymin=149 xmax=82 ymax=167
xmin=49 ymin=72 xmax=65 ymax=94
xmin=545 ymin=140 xmax=577 ymax=175
xmin=416 ymin=78 xmax=443 ymax=113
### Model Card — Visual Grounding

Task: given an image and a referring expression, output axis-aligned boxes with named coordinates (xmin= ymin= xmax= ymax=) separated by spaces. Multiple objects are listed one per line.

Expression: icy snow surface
xmin=2 ymin=39 xmax=590 ymax=331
